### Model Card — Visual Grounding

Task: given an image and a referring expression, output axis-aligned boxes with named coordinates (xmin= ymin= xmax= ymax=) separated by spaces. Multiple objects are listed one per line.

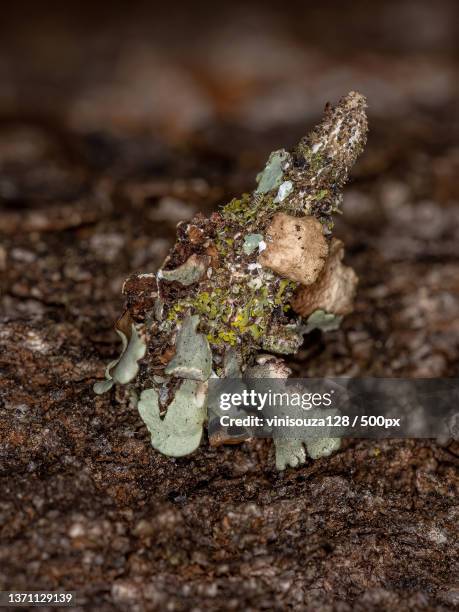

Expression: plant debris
xmin=94 ymin=92 xmax=368 ymax=467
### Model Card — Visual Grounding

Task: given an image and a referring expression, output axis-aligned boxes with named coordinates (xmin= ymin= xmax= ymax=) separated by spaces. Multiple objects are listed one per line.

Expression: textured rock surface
xmin=1 ymin=3 xmax=459 ymax=610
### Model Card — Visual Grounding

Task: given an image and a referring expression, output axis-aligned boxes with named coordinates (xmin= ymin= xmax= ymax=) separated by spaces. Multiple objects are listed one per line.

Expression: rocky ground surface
xmin=0 ymin=2 xmax=458 ymax=610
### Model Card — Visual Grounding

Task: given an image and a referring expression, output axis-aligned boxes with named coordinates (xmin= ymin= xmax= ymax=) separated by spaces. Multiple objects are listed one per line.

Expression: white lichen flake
xmin=274 ymin=180 xmax=293 ymax=203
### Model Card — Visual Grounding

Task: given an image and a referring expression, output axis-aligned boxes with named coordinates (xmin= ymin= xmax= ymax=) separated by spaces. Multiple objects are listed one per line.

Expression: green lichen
xmin=274 ymin=437 xmax=341 ymax=469
xmin=138 ymin=379 xmax=207 ymax=457
xmin=274 ymin=439 xmax=306 ymax=470
xmin=303 ymin=309 xmax=342 ymax=334
xmin=255 ymin=150 xmax=289 ymax=194
xmin=274 ymin=279 xmax=297 ymax=304
xmin=93 ymin=323 xmax=146 ymax=394
xmin=160 ymin=254 xmax=209 ymax=286
xmin=113 ymin=324 xmax=146 ymax=384
xmin=165 ymin=273 xmax=297 ymax=354
xmin=165 ymin=315 xmax=212 ymax=381
xmin=93 ymin=379 xmax=115 ymax=394
xmin=242 ymin=233 xmax=264 ymax=255
xmin=207 ymin=329 xmax=237 ymax=347
xmin=304 ymin=148 xmax=325 ymax=174
xmin=305 ymin=437 xmax=341 ymax=459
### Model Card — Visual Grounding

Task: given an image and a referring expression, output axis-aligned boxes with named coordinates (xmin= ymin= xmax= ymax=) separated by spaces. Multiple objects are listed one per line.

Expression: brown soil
xmin=0 ymin=2 xmax=458 ymax=610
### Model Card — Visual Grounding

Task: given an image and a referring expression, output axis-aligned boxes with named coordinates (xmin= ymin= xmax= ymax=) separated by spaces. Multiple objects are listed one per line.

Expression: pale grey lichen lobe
xmin=94 ymin=92 xmax=368 ymax=468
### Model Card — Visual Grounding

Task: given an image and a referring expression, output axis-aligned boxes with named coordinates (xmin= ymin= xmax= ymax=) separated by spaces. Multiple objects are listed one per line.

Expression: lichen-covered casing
xmin=94 ymin=92 xmax=368 ymax=469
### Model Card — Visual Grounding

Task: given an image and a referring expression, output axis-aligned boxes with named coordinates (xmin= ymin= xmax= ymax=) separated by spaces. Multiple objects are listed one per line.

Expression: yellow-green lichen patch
xmin=274 ymin=279 xmax=297 ymax=305
xmin=314 ymin=189 xmax=329 ymax=202
xmin=164 ymin=268 xmax=299 ymax=355
xmin=221 ymin=192 xmax=279 ymax=228
xmin=229 ymin=285 xmax=272 ymax=341
xmin=207 ymin=329 xmax=237 ymax=347
xmin=221 ymin=193 xmax=252 ymax=223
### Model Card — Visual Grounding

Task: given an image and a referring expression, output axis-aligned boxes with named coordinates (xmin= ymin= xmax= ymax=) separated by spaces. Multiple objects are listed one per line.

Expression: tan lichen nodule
xmin=291 ymin=238 xmax=358 ymax=317
xmin=258 ymin=212 xmax=329 ymax=286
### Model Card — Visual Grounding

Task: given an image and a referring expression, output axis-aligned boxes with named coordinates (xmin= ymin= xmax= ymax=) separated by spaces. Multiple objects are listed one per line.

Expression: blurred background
xmin=1 ymin=0 xmax=458 ymax=135
xmin=1 ymin=2 xmax=459 ymax=607
xmin=1 ymin=0 xmax=459 ymax=376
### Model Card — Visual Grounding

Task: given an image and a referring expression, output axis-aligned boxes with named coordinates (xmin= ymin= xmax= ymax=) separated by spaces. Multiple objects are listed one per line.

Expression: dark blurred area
xmin=1 ymin=2 xmax=458 ymax=609
xmin=1 ymin=0 xmax=458 ymax=133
